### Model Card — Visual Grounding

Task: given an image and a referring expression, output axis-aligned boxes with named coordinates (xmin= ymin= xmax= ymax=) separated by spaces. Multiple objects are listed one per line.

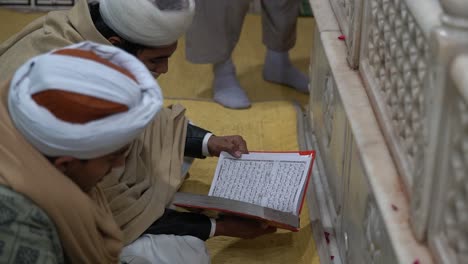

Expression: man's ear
xmin=53 ymin=156 xmax=77 ymax=173
xmin=108 ymin=36 xmax=123 ymax=46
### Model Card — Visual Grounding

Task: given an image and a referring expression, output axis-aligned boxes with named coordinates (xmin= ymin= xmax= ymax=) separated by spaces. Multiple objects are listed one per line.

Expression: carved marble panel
xmin=329 ymin=0 xmax=364 ymax=68
xmin=341 ymin=135 xmax=369 ymax=264
xmin=359 ymin=0 xmax=431 ymax=191
xmin=428 ymin=55 xmax=468 ymax=264
xmin=340 ymin=137 xmax=398 ymax=264
xmin=362 ymin=195 xmax=397 ymax=264
xmin=310 ymin=27 xmax=334 ymax=157
xmin=364 ymin=199 xmax=383 ymax=263
xmin=410 ymin=16 xmax=468 ymax=241
xmin=309 ymin=29 xmax=350 ymax=257
xmin=322 ymin=72 xmax=336 ymax=147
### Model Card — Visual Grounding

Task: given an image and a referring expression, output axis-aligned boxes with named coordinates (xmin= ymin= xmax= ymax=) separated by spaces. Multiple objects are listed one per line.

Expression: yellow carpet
xmin=0 ymin=8 xmax=44 ymax=42
xmin=166 ymin=99 xmax=320 ymax=264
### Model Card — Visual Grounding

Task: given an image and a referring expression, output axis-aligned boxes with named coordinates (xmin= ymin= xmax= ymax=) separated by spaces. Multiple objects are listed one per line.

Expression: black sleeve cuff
xmin=143 ymin=209 xmax=212 ymax=241
xmin=184 ymin=123 xmax=211 ymax=159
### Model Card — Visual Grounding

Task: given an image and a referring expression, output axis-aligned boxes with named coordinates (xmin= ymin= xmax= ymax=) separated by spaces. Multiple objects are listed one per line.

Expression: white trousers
xmin=186 ymin=0 xmax=300 ymax=64
xmin=120 ymin=234 xmax=210 ymax=264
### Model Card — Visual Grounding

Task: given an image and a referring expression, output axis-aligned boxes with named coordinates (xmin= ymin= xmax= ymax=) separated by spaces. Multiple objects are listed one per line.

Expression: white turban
xmin=8 ymin=41 xmax=163 ymax=159
xmin=99 ymin=0 xmax=195 ymax=47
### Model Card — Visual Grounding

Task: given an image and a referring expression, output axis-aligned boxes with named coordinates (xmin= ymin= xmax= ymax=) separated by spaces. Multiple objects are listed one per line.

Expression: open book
xmin=173 ymin=150 xmax=315 ymax=231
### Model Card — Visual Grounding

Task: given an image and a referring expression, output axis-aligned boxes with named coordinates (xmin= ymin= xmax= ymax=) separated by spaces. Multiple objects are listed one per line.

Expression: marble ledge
xmin=307 ymin=149 xmax=343 ymax=264
xmin=308 ymin=0 xmax=341 ymax=33
xmin=318 ymin=30 xmax=434 ymax=264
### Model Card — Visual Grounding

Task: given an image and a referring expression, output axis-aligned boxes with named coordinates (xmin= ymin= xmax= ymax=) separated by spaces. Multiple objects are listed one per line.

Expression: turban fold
xmin=99 ymin=0 xmax=195 ymax=47
xmin=8 ymin=41 xmax=163 ymax=159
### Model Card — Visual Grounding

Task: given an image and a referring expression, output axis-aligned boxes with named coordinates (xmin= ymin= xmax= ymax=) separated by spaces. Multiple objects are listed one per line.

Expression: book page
xmin=209 ymin=152 xmax=312 ymax=214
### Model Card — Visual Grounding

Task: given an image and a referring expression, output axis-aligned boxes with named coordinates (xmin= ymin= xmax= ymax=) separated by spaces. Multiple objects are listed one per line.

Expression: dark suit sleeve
xmin=143 ymin=209 xmax=212 ymax=241
xmin=184 ymin=123 xmax=211 ymax=159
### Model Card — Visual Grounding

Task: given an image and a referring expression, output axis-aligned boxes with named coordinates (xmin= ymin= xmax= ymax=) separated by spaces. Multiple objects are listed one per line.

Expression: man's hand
xmin=214 ymin=216 xmax=277 ymax=239
xmin=207 ymin=135 xmax=248 ymax=158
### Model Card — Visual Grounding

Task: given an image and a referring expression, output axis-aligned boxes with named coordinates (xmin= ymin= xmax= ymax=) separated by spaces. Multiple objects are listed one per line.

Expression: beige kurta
xmin=0 ymin=81 xmax=123 ymax=263
xmin=100 ymin=105 xmax=188 ymax=243
xmin=0 ymin=0 xmax=189 ymax=244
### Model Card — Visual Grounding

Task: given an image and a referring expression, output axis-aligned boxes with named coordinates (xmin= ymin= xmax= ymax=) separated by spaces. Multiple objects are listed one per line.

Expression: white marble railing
xmin=307 ymin=0 xmax=468 ymax=263
xmin=359 ymin=0 xmax=442 ymax=192
xmin=307 ymin=19 xmax=431 ymax=263
xmin=307 ymin=1 xmax=434 ymax=263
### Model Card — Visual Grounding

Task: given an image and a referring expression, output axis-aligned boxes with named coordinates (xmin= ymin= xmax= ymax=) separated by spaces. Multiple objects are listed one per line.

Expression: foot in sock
xmin=263 ymin=49 xmax=309 ymax=93
xmin=213 ymin=59 xmax=251 ymax=109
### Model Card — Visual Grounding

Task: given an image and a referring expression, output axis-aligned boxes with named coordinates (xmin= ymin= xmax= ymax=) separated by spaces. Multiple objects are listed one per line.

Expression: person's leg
xmin=186 ymin=0 xmax=252 ymax=109
xmin=261 ymin=0 xmax=309 ymax=93
xmin=120 ymin=234 xmax=210 ymax=264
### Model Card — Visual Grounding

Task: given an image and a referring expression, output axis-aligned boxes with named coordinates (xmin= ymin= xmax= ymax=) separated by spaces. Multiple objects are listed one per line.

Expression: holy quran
xmin=173 ymin=151 xmax=315 ymax=231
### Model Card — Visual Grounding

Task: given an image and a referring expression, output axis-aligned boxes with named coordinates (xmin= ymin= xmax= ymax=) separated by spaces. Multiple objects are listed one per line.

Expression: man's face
xmin=136 ymin=42 xmax=178 ymax=78
xmin=55 ymin=145 xmax=130 ymax=192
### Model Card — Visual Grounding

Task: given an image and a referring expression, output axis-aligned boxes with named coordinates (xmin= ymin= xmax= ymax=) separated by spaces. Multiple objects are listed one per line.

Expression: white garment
xmin=202 ymin=132 xmax=213 ymax=157
xmin=121 ymin=234 xmax=211 ymax=264
xmin=186 ymin=0 xmax=300 ymax=63
xmin=100 ymin=0 xmax=195 ymax=47
xmin=8 ymin=41 xmax=163 ymax=159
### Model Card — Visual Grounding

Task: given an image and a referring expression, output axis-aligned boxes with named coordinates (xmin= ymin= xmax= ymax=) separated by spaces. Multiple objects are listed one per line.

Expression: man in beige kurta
xmin=0 ymin=42 xmax=166 ymax=263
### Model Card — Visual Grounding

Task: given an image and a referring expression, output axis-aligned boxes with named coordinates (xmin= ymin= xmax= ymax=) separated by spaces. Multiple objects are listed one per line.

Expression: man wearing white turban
xmin=0 ymin=42 xmax=162 ymax=263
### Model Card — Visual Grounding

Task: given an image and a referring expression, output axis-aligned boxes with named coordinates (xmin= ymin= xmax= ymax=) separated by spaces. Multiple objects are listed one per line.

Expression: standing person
xmin=186 ymin=0 xmax=309 ymax=109
xmin=0 ymin=42 xmax=163 ymax=263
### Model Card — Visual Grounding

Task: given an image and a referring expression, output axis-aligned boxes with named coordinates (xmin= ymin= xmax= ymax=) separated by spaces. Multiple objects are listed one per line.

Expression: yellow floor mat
xmin=0 ymin=8 xmax=44 ymax=42
xmin=166 ymin=99 xmax=320 ymax=264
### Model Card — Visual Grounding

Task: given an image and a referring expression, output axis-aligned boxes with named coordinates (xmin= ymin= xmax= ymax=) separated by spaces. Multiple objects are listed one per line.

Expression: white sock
xmin=213 ymin=59 xmax=251 ymax=109
xmin=263 ymin=49 xmax=309 ymax=93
